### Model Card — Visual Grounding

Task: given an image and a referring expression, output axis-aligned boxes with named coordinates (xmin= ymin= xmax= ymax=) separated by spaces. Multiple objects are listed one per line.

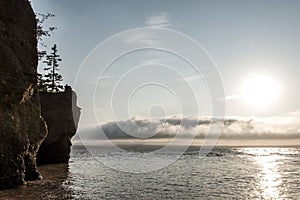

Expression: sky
xmin=31 ymin=0 xmax=300 ymax=140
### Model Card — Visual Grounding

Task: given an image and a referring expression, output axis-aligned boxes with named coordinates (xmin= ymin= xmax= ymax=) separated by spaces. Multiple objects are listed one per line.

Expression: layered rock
xmin=37 ymin=86 xmax=81 ymax=165
xmin=0 ymin=0 xmax=47 ymax=190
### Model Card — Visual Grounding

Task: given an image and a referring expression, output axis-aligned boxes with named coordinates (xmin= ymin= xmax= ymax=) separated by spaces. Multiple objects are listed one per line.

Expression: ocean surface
xmin=1 ymin=144 xmax=300 ymax=199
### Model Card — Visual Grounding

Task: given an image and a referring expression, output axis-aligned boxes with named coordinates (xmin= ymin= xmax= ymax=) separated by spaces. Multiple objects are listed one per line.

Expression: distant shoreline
xmin=72 ymin=138 xmax=300 ymax=148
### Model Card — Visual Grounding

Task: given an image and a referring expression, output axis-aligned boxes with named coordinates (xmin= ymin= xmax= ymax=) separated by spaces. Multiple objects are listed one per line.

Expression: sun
xmin=241 ymin=73 xmax=281 ymax=107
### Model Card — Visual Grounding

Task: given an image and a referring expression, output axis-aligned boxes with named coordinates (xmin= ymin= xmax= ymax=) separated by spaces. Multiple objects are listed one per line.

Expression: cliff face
xmin=37 ymin=87 xmax=81 ymax=165
xmin=0 ymin=0 xmax=48 ymax=190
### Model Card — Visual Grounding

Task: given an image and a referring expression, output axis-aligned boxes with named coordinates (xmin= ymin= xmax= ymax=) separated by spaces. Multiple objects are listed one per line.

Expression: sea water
xmin=1 ymin=145 xmax=300 ymax=199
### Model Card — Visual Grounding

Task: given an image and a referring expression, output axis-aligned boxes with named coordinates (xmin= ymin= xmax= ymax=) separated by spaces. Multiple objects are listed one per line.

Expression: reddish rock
xmin=0 ymin=0 xmax=47 ymax=190
xmin=37 ymin=87 xmax=81 ymax=165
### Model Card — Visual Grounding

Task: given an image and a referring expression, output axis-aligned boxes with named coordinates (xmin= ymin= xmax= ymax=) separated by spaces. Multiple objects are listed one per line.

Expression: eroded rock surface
xmin=0 ymin=0 xmax=47 ymax=190
xmin=37 ymin=87 xmax=81 ymax=165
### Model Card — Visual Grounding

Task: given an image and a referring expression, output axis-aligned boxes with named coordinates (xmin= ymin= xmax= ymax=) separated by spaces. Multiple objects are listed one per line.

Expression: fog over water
xmin=76 ymin=111 xmax=300 ymax=146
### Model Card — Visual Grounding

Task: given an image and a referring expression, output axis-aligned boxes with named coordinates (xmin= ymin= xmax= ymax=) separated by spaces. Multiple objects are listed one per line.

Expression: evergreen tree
xmin=43 ymin=44 xmax=64 ymax=92
xmin=37 ymin=73 xmax=47 ymax=92
xmin=36 ymin=12 xmax=57 ymax=91
xmin=36 ymin=13 xmax=56 ymax=41
xmin=36 ymin=13 xmax=57 ymax=60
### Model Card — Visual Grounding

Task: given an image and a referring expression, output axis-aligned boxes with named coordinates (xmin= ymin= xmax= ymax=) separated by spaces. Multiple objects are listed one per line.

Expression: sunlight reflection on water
xmin=2 ymin=146 xmax=299 ymax=199
xmin=241 ymin=148 xmax=298 ymax=199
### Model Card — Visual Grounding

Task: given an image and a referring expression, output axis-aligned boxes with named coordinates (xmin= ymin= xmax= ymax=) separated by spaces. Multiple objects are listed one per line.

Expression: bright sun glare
xmin=241 ymin=74 xmax=281 ymax=107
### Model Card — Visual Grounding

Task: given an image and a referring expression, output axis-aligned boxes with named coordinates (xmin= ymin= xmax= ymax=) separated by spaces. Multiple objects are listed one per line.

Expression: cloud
xmin=146 ymin=12 xmax=172 ymax=28
xmin=88 ymin=76 xmax=114 ymax=86
xmin=77 ymin=112 xmax=300 ymax=140
xmin=121 ymin=13 xmax=172 ymax=46
xmin=179 ymin=75 xmax=207 ymax=82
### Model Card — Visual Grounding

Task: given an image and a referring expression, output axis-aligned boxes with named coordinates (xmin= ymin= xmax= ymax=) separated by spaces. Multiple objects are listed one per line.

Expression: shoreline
xmin=0 ymin=164 xmax=71 ymax=199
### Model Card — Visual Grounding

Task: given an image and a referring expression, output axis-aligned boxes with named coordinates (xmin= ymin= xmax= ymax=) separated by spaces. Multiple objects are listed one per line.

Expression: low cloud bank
xmin=77 ymin=112 xmax=300 ymax=140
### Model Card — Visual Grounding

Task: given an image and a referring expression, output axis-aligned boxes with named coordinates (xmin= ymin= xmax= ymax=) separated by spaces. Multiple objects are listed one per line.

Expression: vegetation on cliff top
xmin=36 ymin=13 xmax=64 ymax=93
xmin=38 ymin=44 xmax=64 ymax=92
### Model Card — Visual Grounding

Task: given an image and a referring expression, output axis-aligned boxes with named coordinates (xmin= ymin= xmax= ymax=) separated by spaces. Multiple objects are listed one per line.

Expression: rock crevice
xmin=0 ymin=0 xmax=47 ymax=190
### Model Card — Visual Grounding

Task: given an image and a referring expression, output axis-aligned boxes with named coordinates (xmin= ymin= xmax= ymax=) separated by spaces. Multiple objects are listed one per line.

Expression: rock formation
xmin=0 ymin=0 xmax=48 ymax=190
xmin=37 ymin=86 xmax=81 ymax=165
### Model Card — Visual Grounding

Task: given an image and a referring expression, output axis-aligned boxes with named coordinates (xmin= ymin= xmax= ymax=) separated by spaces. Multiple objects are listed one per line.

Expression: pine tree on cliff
xmin=37 ymin=73 xmax=47 ymax=92
xmin=36 ymin=13 xmax=56 ymax=60
xmin=36 ymin=12 xmax=57 ymax=91
xmin=43 ymin=44 xmax=64 ymax=92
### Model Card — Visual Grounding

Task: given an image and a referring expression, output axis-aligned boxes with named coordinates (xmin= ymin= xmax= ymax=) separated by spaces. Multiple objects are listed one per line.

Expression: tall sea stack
xmin=0 ymin=0 xmax=47 ymax=190
xmin=37 ymin=87 xmax=81 ymax=165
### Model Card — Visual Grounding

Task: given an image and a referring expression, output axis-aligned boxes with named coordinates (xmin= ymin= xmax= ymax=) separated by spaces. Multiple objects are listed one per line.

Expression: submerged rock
xmin=37 ymin=86 xmax=81 ymax=165
xmin=0 ymin=0 xmax=48 ymax=190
